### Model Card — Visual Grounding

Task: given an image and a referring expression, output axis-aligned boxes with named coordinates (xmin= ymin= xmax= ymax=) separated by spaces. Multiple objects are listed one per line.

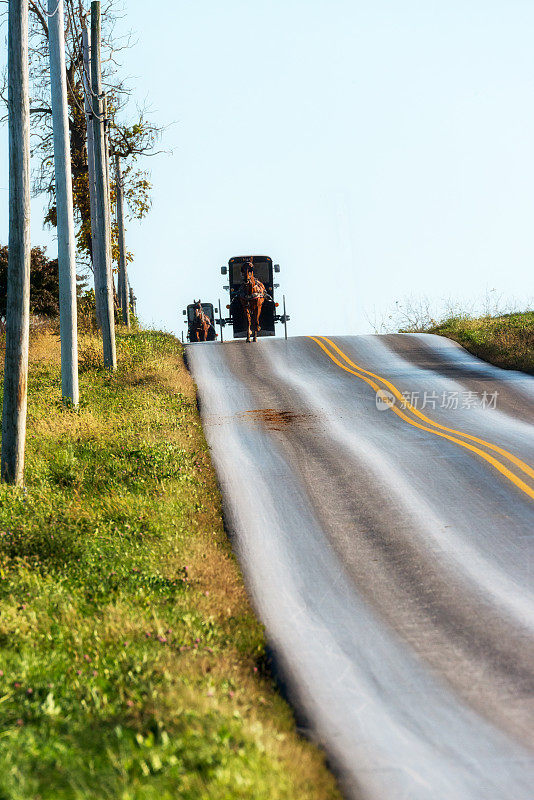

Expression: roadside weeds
xmin=0 ymin=329 xmax=342 ymax=800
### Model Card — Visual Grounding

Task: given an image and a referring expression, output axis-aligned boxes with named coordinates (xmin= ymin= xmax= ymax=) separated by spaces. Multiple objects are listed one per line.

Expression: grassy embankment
xmin=427 ymin=310 xmax=534 ymax=374
xmin=0 ymin=328 xmax=341 ymax=800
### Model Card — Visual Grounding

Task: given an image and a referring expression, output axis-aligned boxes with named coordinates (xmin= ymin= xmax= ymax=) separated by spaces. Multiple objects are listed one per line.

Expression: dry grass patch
xmin=0 ymin=329 xmax=342 ymax=800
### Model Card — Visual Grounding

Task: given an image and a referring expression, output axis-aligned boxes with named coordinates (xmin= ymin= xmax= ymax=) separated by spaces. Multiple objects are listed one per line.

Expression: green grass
xmin=427 ymin=310 xmax=534 ymax=374
xmin=0 ymin=330 xmax=341 ymax=800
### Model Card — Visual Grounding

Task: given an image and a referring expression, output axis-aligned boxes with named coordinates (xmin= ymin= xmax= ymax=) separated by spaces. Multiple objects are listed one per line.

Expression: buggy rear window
xmin=231 ymin=262 xmax=271 ymax=285
xmin=187 ymin=304 xmax=213 ymax=323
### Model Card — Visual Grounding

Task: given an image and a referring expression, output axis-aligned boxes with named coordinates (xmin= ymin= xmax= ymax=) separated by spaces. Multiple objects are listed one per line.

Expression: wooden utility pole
xmin=114 ymin=154 xmax=130 ymax=327
xmin=48 ymin=0 xmax=79 ymax=405
xmin=81 ymin=25 xmax=103 ymax=327
xmin=90 ymin=1 xmax=116 ymax=369
xmin=129 ymin=287 xmax=137 ymax=317
xmin=102 ymin=94 xmax=113 ymax=280
xmin=2 ymin=0 xmax=30 ymax=485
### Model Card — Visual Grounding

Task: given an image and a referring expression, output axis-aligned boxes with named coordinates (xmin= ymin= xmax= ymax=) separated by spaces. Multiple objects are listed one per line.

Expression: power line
xmin=67 ymin=4 xmax=92 ymax=93
xmin=61 ymin=1 xmax=108 ymax=122
xmin=65 ymin=67 xmax=86 ymax=116
xmin=65 ymin=0 xmax=84 ymax=71
xmin=66 ymin=0 xmax=103 ymax=102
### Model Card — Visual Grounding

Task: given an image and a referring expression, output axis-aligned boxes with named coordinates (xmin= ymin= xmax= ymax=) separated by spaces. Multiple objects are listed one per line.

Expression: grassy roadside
xmin=426 ymin=311 xmax=534 ymax=374
xmin=0 ymin=329 xmax=341 ymax=800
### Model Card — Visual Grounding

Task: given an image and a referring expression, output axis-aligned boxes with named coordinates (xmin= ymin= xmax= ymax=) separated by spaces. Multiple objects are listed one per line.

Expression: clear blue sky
xmin=1 ymin=0 xmax=534 ymax=336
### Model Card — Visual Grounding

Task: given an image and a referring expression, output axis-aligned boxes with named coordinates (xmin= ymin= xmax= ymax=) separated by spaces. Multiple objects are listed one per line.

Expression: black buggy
xmin=182 ymin=302 xmax=218 ymax=342
xmin=217 ymin=255 xmax=289 ymax=340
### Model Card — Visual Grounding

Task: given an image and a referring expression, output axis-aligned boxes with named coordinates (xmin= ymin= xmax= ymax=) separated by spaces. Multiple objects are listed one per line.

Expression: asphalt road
xmin=186 ymin=334 xmax=534 ymax=800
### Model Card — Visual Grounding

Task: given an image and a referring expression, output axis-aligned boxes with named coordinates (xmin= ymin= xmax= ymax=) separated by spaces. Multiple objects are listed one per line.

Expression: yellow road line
xmin=321 ymin=336 xmax=534 ymax=483
xmin=309 ymin=336 xmax=534 ymax=502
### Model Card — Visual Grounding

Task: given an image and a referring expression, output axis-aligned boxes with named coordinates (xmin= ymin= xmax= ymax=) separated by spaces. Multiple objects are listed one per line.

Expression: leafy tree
xmin=0 ymin=245 xmax=87 ymax=319
xmin=1 ymin=0 xmax=166 ymax=273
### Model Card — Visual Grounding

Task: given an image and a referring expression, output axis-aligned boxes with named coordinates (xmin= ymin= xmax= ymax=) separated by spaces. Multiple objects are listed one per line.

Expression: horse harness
xmin=236 ymin=278 xmax=273 ymax=302
xmin=193 ymin=307 xmax=210 ymax=325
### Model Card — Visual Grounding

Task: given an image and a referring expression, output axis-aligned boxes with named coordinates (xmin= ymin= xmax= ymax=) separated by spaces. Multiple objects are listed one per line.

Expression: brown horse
xmin=239 ymin=260 xmax=267 ymax=342
xmin=190 ymin=301 xmax=211 ymax=342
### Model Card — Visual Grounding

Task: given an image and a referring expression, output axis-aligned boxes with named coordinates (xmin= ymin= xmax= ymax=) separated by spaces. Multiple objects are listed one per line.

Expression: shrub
xmin=0 ymin=245 xmax=88 ymax=320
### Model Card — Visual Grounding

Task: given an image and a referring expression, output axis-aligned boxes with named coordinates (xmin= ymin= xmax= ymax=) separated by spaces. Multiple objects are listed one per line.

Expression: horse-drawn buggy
xmin=218 ymin=255 xmax=289 ymax=342
xmin=183 ymin=301 xmax=218 ymax=342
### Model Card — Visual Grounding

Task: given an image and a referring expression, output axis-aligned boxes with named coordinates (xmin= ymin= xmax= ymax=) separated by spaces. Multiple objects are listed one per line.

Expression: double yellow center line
xmin=310 ymin=336 xmax=534 ymax=502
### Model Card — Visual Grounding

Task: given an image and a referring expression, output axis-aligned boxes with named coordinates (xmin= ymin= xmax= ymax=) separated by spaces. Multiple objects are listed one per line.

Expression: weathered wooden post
xmin=129 ymin=286 xmax=137 ymax=317
xmin=114 ymin=154 xmax=130 ymax=327
xmin=48 ymin=0 xmax=79 ymax=405
xmin=2 ymin=0 xmax=31 ymax=485
xmin=81 ymin=25 xmax=103 ymax=327
xmin=102 ymin=93 xmax=113 ymax=282
xmin=91 ymin=1 xmax=116 ymax=369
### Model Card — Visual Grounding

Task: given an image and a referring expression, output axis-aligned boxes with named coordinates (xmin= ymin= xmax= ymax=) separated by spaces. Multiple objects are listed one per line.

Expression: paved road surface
xmin=187 ymin=334 xmax=534 ymax=800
